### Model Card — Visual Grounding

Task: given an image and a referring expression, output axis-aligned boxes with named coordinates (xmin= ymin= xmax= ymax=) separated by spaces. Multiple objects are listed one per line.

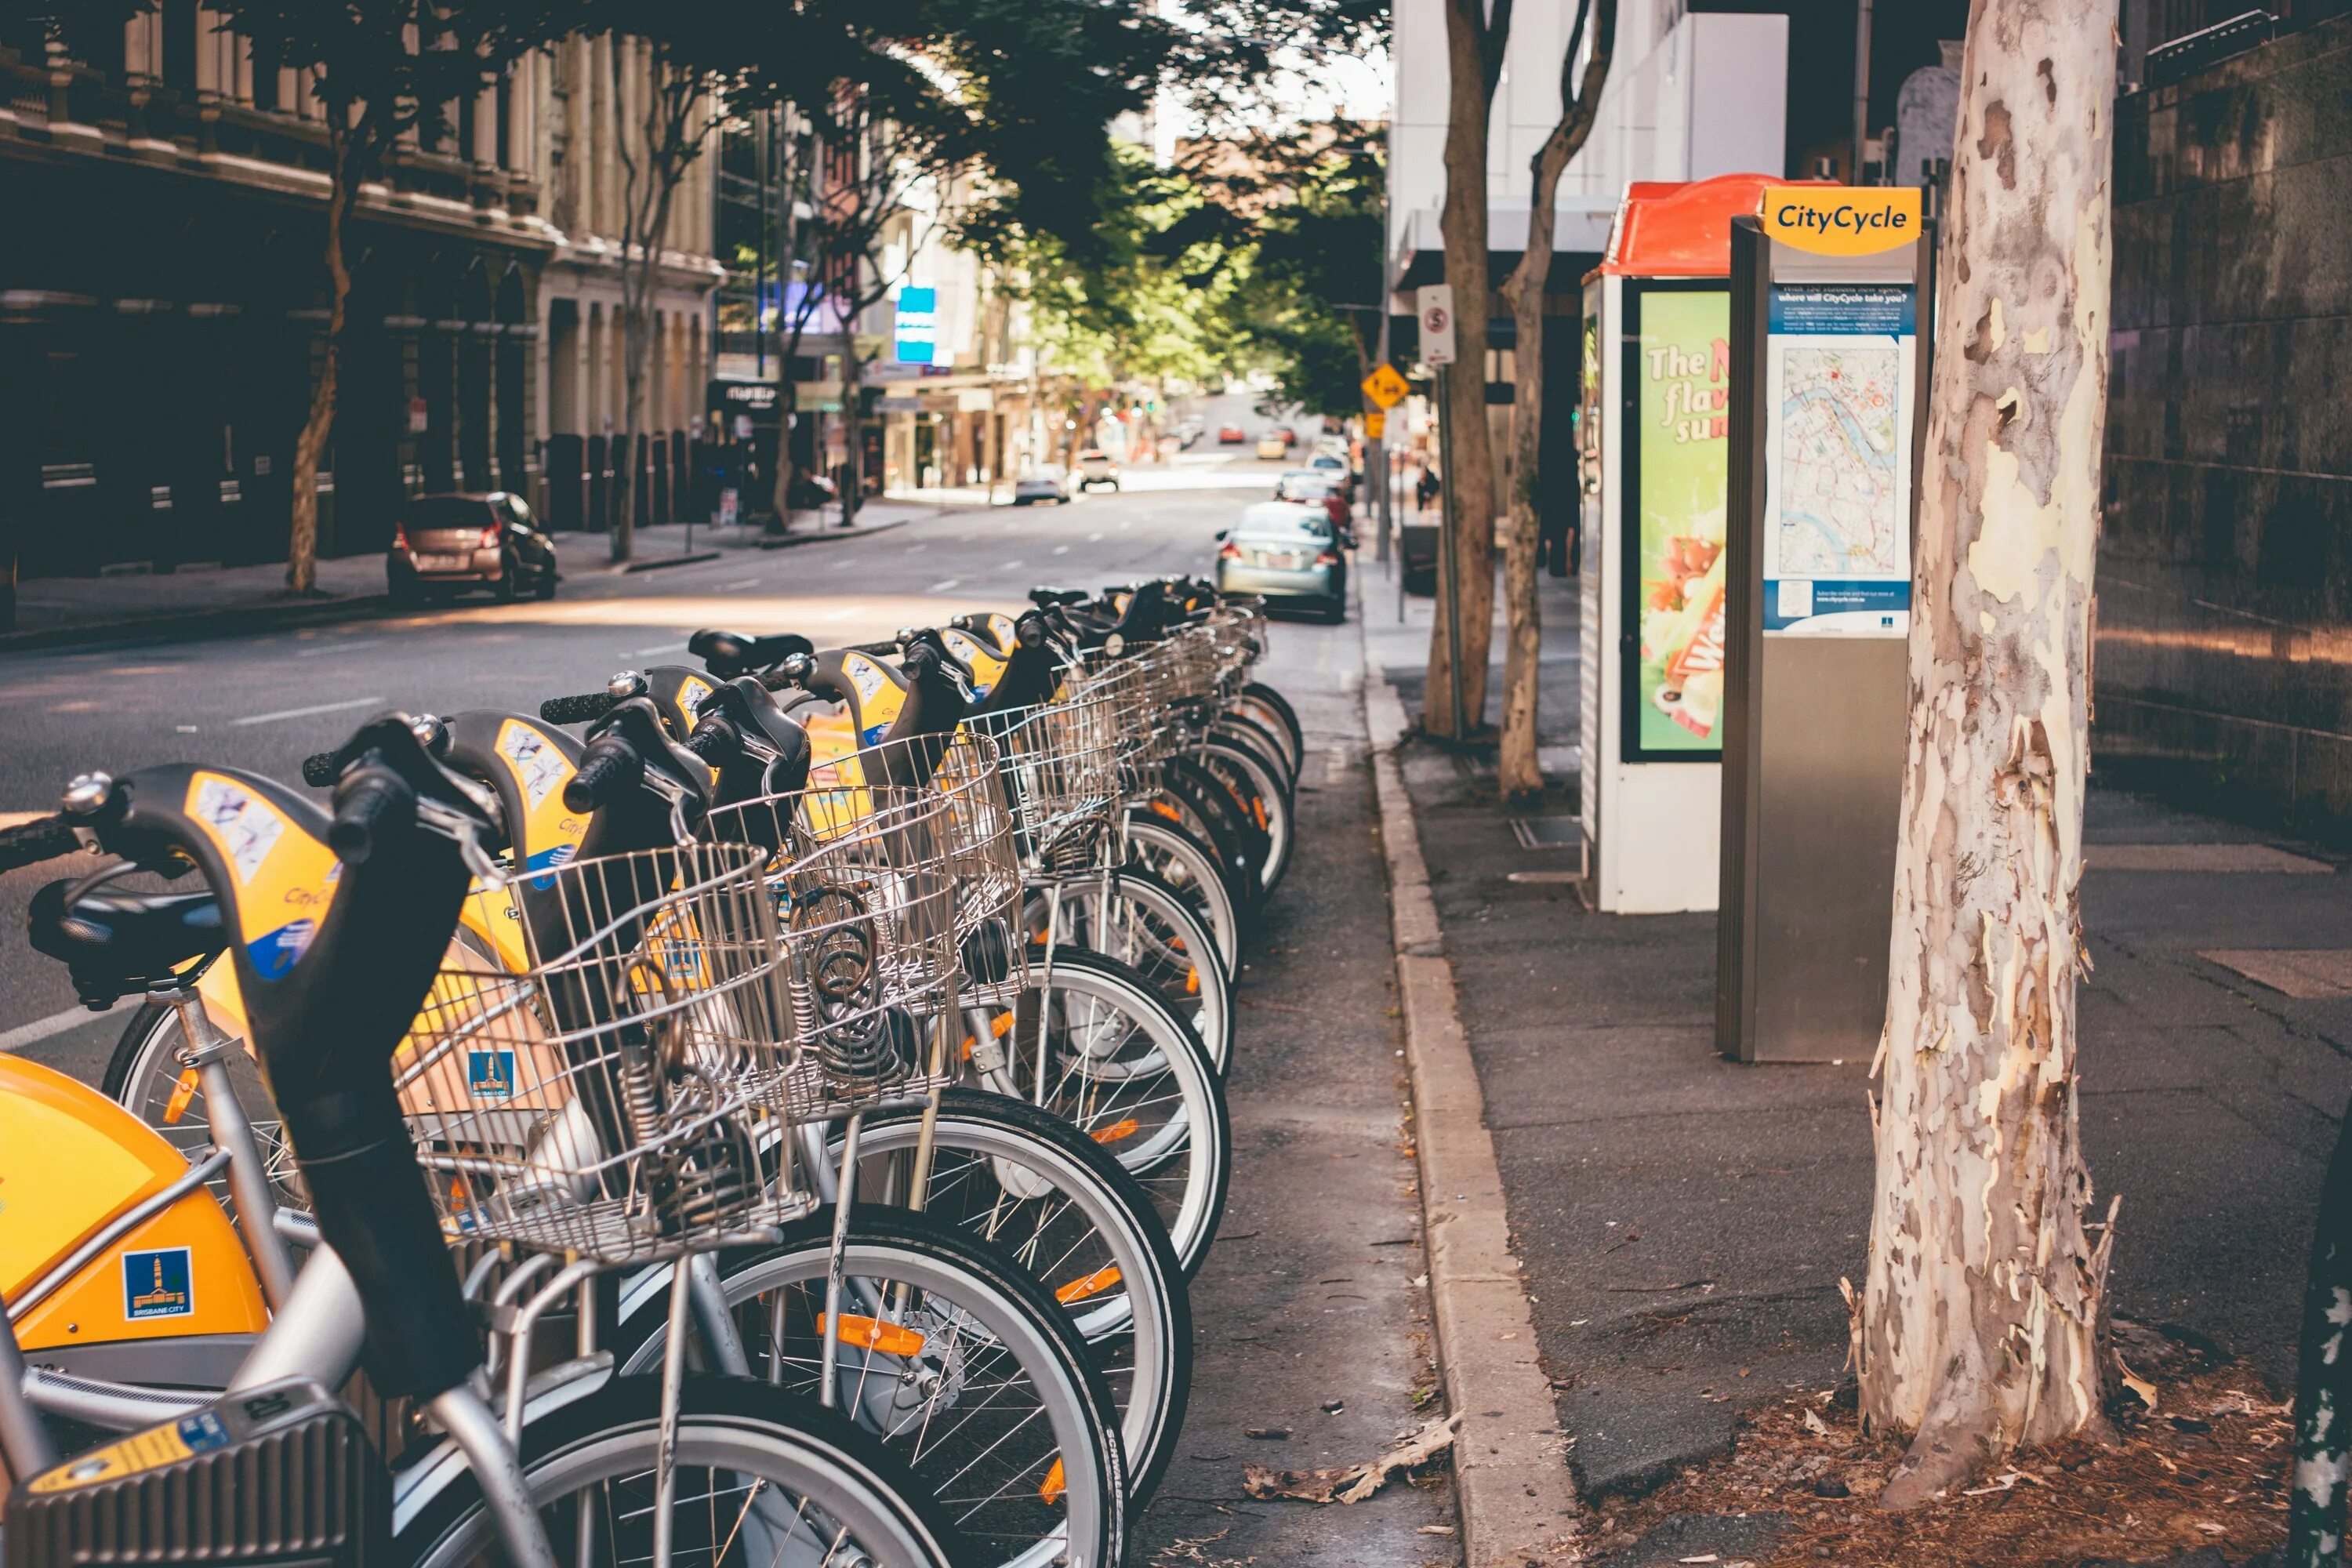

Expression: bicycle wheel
xmin=615 ymin=1211 xmax=1126 ymax=1568
xmin=400 ymin=1374 xmax=975 ymax=1568
xmin=105 ymin=997 xmax=307 ymax=1208
xmin=1029 ymin=867 xmax=1235 ymax=1078
xmin=978 ymin=949 xmax=1231 ymax=1278
xmin=1150 ymin=765 xmax=1262 ymax=916
xmin=1197 ymin=735 xmax=1294 ymax=896
xmin=1120 ymin=815 xmax=1241 ymax=979
xmin=835 ymin=1090 xmax=1193 ymax=1504
xmin=1232 ymin=683 xmax=1302 ymax=776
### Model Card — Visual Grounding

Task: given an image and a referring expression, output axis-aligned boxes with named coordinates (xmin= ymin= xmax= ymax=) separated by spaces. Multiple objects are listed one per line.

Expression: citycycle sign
xmin=1762 ymin=187 xmax=1922 ymax=256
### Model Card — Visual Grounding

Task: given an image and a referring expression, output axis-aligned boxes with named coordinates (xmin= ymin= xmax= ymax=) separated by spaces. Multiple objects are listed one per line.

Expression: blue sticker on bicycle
xmin=467 ymin=1051 xmax=517 ymax=1101
xmin=123 ymin=1247 xmax=194 ymax=1320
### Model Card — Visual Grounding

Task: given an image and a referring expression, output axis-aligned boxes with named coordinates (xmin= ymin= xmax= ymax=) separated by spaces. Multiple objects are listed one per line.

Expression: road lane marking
xmin=229 ymin=695 xmax=386 ymax=728
xmin=830 ymin=557 xmax=855 ymax=569
xmin=1088 ymin=532 xmax=1104 ymax=542
xmin=295 ymin=638 xmax=383 ymax=658
xmin=633 ymin=643 xmax=683 ymax=657
xmin=1053 ymin=546 xmax=1070 ymax=555
xmin=928 ymin=579 xmax=963 ymax=593
xmin=819 ymin=604 xmax=864 ymax=620
xmin=1003 ymin=560 xmax=1023 ymax=570
xmin=0 ymin=1005 xmax=111 ymax=1052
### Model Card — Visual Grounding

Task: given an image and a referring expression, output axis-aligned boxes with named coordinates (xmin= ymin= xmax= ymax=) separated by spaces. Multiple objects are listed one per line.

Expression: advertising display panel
xmin=1624 ymin=283 xmax=1731 ymax=760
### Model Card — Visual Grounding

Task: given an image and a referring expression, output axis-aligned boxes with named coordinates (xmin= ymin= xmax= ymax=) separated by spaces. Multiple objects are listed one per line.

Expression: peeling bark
xmin=1859 ymin=0 xmax=2118 ymax=1510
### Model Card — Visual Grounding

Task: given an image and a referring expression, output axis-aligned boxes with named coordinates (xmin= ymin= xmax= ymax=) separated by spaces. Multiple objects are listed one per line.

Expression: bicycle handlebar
xmin=541 ymin=690 xmax=622 ymax=725
xmin=562 ymin=736 xmax=644 ymax=813
xmin=326 ymin=768 xmax=415 ymax=866
xmin=0 ymin=813 xmax=82 ymax=875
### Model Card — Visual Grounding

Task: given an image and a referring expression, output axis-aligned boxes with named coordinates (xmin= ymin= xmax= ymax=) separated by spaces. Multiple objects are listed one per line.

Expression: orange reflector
xmin=991 ymin=1012 xmax=1016 ymax=1039
xmin=817 ymin=1314 xmax=927 ymax=1358
xmin=1090 ymin=1118 xmax=1140 ymax=1145
xmin=1151 ymin=800 xmax=1184 ymax=824
xmin=1169 ymin=936 xmax=1187 ymax=953
xmin=962 ymin=1036 xmax=976 ymax=1060
xmin=1252 ymin=798 xmax=1269 ymax=831
xmin=1055 ymin=1265 xmax=1123 ymax=1305
xmin=1185 ymin=966 xmax=1200 ymax=996
xmin=1040 ymin=1457 xmax=1067 ymax=1505
xmin=162 ymin=1069 xmax=199 ymax=1125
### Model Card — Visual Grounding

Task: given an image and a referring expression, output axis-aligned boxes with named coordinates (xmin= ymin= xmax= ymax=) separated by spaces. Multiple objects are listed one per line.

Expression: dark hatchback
xmin=388 ymin=492 xmax=558 ymax=604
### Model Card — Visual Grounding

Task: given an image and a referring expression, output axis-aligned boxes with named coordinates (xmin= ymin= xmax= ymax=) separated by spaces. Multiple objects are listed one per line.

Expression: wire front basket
xmin=705 ymin=746 xmax=964 ymax=1101
xmin=403 ymin=843 xmax=804 ymax=1265
xmin=970 ymin=694 xmax=1121 ymax=868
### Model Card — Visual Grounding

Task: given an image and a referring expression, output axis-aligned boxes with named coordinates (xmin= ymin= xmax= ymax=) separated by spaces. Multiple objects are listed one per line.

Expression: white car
xmin=1308 ymin=452 xmax=1348 ymax=476
xmin=1012 ymin=464 xmax=1075 ymax=505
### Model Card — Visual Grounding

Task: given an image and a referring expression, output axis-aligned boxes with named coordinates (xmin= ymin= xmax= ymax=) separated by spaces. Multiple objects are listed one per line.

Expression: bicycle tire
xmin=105 ymin=997 xmax=308 ymax=1208
xmin=612 ymin=1210 xmax=1126 ymax=1568
xmin=1120 ymin=815 xmax=1242 ymax=980
xmin=985 ymin=949 xmax=1231 ymax=1279
xmin=397 ymin=1374 xmax=977 ymax=1568
xmin=1236 ymin=682 xmax=1302 ymax=773
xmin=840 ymin=1089 xmax=1193 ymax=1504
xmin=1196 ymin=736 xmax=1293 ymax=896
xmin=1210 ymin=710 xmax=1300 ymax=794
xmin=1029 ymin=867 xmax=1235 ymax=1078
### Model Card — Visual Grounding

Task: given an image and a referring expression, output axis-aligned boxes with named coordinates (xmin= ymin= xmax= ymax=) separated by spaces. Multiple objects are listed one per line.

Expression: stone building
xmin=0 ymin=12 xmax=720 ymax=583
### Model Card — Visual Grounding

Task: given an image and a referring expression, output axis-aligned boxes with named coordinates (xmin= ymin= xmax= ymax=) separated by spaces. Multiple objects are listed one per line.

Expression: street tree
xmin=1494 ymin=0 xmax=1615 ymax=800
xmin=1859 ymin=0 xmax=2122 ymax=1508
xmin=1426 ymin=0 xmax=1512 ymax=739
xmin=207 ymin=0 xmax=556 ymax=593
xmin=582 ymin=3 xmax=734 ymax=563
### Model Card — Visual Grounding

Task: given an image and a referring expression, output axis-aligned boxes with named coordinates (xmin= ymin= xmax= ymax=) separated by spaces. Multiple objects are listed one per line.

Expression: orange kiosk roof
xmin=1599 ymin=173 xmax=1825 ymax=278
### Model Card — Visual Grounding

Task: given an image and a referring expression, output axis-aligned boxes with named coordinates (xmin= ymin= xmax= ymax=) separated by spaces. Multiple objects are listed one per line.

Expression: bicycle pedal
xmin=4 ymin=1377 xmax=389 ymax=1566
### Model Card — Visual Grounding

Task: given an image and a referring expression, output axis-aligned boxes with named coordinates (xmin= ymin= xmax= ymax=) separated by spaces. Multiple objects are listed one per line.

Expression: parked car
xmin=1276 ymin=470 xmax=1354 ymax=545
xmin=1216 ymin=500 xmax=1347 ymax=622
xmin=1074 ymin=448 xmax=1121 ymax=491
xmin=1012 ymin=464 xmax=1076 ymax=505
xmin=388 ymin=491 xmax=557 ymax=604
xmin=1254 ymin=434 xmax=1289 ymax=459
xmin=1218 ymin=424 xmax=1247 ymax=445
xmin=1307 ymin=451 xmax=1348 ymax=476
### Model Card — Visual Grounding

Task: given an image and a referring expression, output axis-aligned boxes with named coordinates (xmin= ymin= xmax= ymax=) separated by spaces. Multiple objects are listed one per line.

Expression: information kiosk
xmin=1715 ymin=187 xmax=1930 ymax=1062
xmin=1578 ymin=176 xmax=1786 ymax=914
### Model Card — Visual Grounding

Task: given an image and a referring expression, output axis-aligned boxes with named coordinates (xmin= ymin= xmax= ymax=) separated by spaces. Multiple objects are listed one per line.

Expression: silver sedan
xmin=1215 ymin=501 xmax=1346 ymax=622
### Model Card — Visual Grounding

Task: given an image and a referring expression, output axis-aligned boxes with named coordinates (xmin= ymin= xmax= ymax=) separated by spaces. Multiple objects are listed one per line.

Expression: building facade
xmin=0 ymin=12 xmax=720 ymax=584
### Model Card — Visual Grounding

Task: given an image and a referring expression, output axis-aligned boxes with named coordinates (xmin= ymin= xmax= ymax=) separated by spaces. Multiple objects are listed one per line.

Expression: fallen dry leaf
xmin=1802 ymin=1407 xmax=1831 ymax=1437
xmin=2118 ymin=1356 xmax=2159 ymax=1414
xmin=1242 ymin=1413 xmax=1463 ymax=1505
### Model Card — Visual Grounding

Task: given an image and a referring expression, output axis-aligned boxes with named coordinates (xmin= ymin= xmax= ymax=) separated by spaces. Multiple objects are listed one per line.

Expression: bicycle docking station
xmin=1714 ymin=189 xmax=1931 ymax=1063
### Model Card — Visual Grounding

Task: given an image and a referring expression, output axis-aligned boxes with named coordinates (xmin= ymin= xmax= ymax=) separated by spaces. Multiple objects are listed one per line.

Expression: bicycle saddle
xmin=27 ymin=882 xmax=225 ymax=1007
xmin=1028 ymin=587 xmax=1089 ymax=608
xmin=690 ymin=628 xmax=816 ymax=680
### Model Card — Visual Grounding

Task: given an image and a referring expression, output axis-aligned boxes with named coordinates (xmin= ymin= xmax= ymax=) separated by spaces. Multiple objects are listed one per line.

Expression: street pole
xmin=1851 ymin=0 xmax=1875 ymax=183
xmin=1374 ymin=159 xmax=1393 ymax=568
xmin=1434 ymin=361 xmax=1465 ymax=740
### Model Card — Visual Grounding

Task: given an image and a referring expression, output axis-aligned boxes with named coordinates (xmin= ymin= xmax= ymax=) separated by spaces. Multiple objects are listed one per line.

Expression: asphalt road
xmin=0 ymin=452 xmax=1287 ymax=1058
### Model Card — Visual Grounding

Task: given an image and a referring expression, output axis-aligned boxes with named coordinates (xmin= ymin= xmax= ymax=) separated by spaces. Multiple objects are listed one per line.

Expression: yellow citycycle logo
xmin=1762 ymin=187 xmax=1921 ymax=256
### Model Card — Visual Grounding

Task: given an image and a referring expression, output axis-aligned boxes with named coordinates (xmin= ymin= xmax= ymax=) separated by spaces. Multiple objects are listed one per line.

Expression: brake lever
xmin=416 ymin=796 xmax=508 ymax=887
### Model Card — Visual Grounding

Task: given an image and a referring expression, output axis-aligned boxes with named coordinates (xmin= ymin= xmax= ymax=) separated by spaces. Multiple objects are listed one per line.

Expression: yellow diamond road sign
xmin=1362 ymin=362 xmax=1409 ymax=410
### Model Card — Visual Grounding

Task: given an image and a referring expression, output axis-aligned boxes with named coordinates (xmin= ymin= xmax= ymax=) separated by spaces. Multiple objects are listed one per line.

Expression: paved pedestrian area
xmin=1365 ymin=552 xmax=2352 ymax=1504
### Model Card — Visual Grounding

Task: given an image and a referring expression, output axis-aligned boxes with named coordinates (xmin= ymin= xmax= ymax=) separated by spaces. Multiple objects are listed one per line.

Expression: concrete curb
xmin=1362 ymin=639 xmax=1580 ymax=1564
xmin=617 ymin=549 xmax=724 ymax=574
xmin=754 ymin=517 xmax=912 ymax=550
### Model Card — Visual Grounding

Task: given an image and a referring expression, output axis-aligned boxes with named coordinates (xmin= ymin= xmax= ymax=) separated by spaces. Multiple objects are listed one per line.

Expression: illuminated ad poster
xmin=1627 ymin=287 xmax=1730 ymax=760
xmin=1760 ymin=283 xmax=1915 ymax=636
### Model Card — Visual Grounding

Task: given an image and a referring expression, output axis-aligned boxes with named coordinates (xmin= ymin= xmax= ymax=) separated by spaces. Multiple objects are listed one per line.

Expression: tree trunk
xmin=842 ymin=348 xmax=865 ymax=524
xmin=771 ymin=373 xmax=800 ymax=530
xmin=1860 ymin=0 xmax=2121 ymax=1509
xmin=1425 ymin=0 xmax=1505 ymax=739
xmin=289 ymin=122 xmax=356 ymax=595
xmin=1497 ymin=0 xmax=1614 ymax=799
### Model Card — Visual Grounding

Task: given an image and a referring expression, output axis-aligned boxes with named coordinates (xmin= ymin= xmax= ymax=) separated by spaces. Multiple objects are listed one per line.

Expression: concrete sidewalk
xmin=1370 ymin=554 xmax=2352 ymax=1505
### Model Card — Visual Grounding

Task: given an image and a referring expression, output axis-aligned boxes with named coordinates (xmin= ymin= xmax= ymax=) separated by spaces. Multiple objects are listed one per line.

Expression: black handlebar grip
xmin=540 ymin=691 xmax=621 ymax=725
xmin=844 ymin=639 xmax=899 ymax=659
xmin=0 ymin=814 xmax=82 ymax=875
xmin=684 ymin=720 xmax=737 ymax=764
xmin=902 ymin=641 xmax=939 ymax=680
xmin=327 ymin=770 xmax=415 ymax=866
xmin=302 ymin=751 xmax=340 ymax=788
xmin=562 ymin=738 xmax=643 ymax=814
